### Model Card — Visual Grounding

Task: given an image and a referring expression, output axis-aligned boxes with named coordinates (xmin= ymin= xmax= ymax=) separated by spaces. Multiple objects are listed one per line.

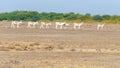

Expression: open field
xmin=0 ymin=22 xmax=120 ymax=68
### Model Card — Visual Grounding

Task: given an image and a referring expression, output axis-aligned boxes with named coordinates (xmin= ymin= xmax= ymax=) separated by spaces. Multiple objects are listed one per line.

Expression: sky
xmin=0 ymin=0 xmax=120 ymax=15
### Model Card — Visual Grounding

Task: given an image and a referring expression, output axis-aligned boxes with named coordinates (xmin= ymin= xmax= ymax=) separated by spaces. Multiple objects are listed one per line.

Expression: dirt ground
xmin=0 ymin=21 xmax=120 ymax=68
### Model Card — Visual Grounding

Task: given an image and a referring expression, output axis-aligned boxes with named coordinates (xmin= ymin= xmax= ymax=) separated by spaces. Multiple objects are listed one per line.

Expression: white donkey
xmin=73 ymin=22 xmax=84 ymax=29
xmin=40 ymin=22 xmax=52 ymax=29
xmin=27 ymin=21 xmax=38 ymax=28
xmin=97 ymin=24 xmax=105 ymax=30
xmin=55 ymin=22 xmax=69 ymax=29
xmin=11 ymin=21 xmax=22 ymax=28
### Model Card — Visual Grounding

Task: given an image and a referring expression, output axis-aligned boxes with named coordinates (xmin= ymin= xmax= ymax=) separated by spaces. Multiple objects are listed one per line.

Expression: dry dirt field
xmin=0 ymin=22 xmax=120 ymax=68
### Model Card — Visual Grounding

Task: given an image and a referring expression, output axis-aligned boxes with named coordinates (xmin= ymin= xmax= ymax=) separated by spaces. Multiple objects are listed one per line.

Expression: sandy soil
xmin=0 ymin=22 xmax=120 ymax=68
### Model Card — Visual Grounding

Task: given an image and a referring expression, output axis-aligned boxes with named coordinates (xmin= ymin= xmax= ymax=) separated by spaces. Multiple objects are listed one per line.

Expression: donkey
xmin=11 ymin=21 xmax=22 ymax=28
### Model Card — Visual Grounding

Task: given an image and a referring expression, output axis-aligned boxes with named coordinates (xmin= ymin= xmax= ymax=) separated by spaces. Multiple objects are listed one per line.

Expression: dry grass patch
xmin=0 ymin=46 xmax=9 ymax=51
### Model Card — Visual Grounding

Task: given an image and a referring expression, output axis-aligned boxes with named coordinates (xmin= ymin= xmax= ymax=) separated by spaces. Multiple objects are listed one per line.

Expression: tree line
xmin=0 ymin=11 xmax=120 ymax=24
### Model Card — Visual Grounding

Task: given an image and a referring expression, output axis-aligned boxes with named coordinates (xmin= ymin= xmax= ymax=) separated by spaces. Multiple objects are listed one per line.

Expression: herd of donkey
xmin=10 ymin=21 xmax=105 ymax=31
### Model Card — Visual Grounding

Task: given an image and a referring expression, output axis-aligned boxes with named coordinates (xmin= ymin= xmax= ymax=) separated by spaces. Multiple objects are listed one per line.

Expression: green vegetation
xmin=0 ymin=11 xmax=120 ymax=24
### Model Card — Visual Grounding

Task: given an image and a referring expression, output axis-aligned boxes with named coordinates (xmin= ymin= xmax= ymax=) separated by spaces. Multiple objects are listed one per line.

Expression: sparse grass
xmin=44 ymin=46 xmax=54 ymax=51
xmin=29 ymin=42 xmax=40 ymax=46
xmin=9 ymin=60 xmax=20 ymax=64
xmin=8 ymin=46 xmax=15 ymax=49
xmin=0 ymin=46 xmax=9 ymax=51
xmin=14 ymin=43 xmax=21 ymax=46
xmin=70 ymin=48 xmax=76 ymax=51
xmin=58 ymin=45 xmax=64 ymax=50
